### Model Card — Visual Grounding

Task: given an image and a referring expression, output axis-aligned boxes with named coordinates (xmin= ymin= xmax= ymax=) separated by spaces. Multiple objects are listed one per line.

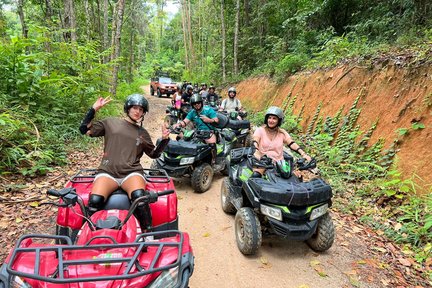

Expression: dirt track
xmin=141 ymin=91 xmax=386 ymax=288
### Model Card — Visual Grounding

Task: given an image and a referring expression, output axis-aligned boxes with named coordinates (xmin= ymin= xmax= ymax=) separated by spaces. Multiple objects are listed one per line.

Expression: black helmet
xmin=264 ymin=106 xmax=284 ymax=126
xmin=190 ymin=93 xmax=203 ymax=105
xmin=186 ymin=85 xmax=193 ymax=92
xmin=228 ymin=87 xmax=236 ymax=97
xmin=124 ymin=94 xmax=149 ymax=113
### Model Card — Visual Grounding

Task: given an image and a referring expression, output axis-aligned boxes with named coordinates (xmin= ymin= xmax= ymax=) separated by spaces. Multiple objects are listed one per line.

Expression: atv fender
xmin=228 ymin=182 xmax=243 ymax=210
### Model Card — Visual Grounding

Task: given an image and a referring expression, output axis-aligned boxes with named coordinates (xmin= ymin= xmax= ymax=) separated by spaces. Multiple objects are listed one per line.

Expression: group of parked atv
xmin=0 ymin=100 xmax=335 ymax=288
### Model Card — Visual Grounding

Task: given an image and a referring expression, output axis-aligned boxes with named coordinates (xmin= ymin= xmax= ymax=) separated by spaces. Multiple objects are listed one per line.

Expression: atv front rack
xmin=143 ymin=168 xmax=170 ymax=183
xmin=6 ymin=231 xmax=185 ymax=284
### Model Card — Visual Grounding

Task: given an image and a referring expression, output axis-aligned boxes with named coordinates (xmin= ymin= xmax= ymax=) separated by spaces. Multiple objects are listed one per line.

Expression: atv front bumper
xmin=267 ymin=218 xmax=319 ymax=241
xmin=155 ymin=159 xmax=190 ymax=177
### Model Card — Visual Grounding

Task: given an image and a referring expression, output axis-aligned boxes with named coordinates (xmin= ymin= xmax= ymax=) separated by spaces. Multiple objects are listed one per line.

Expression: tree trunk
xmin=45 ymin=0 xmax=53 ymax=22
xmin=109 ymin=0 xmax=126 ymax=97
xmin=63 ymin=0 xmax=77 ymax=43
xmin=233 ymin=0 xmax=240 ymax=76
xmin=180 ymin=0 xmax=190 ymax=70
xmin=186 ymin=0 xmax=196 ymax=71
xmin=84 ymin=0 xmax=92 ymax=40
xmin=102 ymin=0 xmax=109 ymax=63
xmin=243 ymin=0 xmax=250 ymax=27
xmin=220 ymin=0 xmax=226 ymax=82
xmin=17 ymin=0 xmax=28 ymax=39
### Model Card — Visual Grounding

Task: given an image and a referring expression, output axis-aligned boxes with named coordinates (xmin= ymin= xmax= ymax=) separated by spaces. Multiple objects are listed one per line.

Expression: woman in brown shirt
xmin=79 ymin=94 xmax=170 ymax=230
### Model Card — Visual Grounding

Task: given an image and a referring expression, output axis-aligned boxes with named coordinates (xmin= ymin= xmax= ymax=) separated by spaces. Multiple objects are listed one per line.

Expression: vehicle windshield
xmin=159 ymin=77 xmax=172 ymax=84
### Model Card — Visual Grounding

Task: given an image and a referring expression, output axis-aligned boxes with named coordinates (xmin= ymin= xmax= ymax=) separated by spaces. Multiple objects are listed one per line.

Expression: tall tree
xmin=17 ymin=0 xmax=28 ymax=39
xmin=63 ymin=0 xmax=77 ymax=43
xmin=220 ymin=0 xmax=226 ymax=82
xmin=102 ymin=0 xmax=109 ymax=62
xmin=109 ymin=0 xmax=126 ymax=96
xmin=233 ymin=0 xmax=240 ymax=76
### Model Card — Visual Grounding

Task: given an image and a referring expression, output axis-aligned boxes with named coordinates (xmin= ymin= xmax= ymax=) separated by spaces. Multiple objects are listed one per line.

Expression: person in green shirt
xmin=174 ymin=93 xmax=219 ymax=165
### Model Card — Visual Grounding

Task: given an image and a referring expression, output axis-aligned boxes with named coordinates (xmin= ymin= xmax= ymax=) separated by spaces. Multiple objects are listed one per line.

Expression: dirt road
xmin=141 ymin=92 xmax=386 ymax=288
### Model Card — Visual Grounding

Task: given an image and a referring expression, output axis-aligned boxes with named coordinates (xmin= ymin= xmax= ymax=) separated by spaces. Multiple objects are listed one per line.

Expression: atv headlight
xmin=10 ymin=276 xmax=32 ymax=288
xmin=179 ymin=157 xmax=194 ymax=165
xmin=148 ymin=267 xmax=179 ymax=288
xmin=240 ymin=128 xmax=249 ymax=134
xmin=310 ymin=204 xmax=328 ymax=221
xmin=260 ymin=204 xmax=282 ymax=221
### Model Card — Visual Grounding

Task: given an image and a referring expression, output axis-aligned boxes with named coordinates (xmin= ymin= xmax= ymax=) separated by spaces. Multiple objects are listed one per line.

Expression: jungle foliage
xmin=164 ymin=0 xmax=432 ymax=83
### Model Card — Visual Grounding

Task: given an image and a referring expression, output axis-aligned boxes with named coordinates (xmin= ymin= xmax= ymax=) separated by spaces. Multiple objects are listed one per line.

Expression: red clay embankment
xmin=234 ymin=61 xmax=432 ymax=192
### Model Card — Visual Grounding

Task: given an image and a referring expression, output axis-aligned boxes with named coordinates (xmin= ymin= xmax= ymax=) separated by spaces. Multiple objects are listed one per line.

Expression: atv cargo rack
xmin=5 ymin=231 xmax=186 ymax=284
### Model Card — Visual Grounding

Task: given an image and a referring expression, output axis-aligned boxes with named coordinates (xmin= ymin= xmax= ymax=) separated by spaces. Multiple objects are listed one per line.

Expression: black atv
xmin=152 ymin=113 xmax=250 ymax=193
xmin=165 ymin=103 xmax=192 ymax=125
xmin=221 ymin=147 xmax=335 ymax=255
xmin=219 ymin=109 xmax=252 ymax=147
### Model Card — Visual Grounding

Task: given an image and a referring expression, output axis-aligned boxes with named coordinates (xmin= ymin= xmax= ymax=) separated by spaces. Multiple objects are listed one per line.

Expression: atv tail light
xmin=148 ymin=266 xmax=179 ymax=288
xmin=10 ymin=276 xmax=32 ymax=288
xmin=260 ymin=204 xmax=282 ymax=221
xmin=310 ymin=204 xmax=328 ymax=221
xmin=179 ymin=157 xmax=194 ymax=165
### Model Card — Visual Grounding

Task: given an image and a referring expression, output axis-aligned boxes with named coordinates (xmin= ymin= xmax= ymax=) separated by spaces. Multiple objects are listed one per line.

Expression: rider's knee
xmin=88 ymin=194 xmax=105 ymax=213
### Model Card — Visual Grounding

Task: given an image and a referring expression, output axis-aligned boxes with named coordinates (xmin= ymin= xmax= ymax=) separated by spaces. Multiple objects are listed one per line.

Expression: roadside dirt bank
xmin=233 ymin=61 xmax=432 ymax=191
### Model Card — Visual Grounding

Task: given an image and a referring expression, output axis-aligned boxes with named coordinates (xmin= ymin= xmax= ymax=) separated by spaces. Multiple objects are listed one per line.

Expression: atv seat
xmin=103 ymin=189 xmax=130 ymax=210
xmin=226 ymin=119 xmax=250 ymax=130
xmin=164 ymin=139 xmax=208 ymax=156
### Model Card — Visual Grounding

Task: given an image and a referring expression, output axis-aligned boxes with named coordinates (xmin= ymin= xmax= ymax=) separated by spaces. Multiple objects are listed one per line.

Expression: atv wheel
xmin=55 ymin=225 xmax=78 ymax=244
xmin=157 ymin=88 xmax=162 ymax=98
xmin=235 ymin=207 xmax=262 ymax=255
xmin=221 ymin=178 xmax=236 ymax=214
xmin=191 ymin=163 xmax=213 ymax=193
xmin=150 ymin=86 xmax=154 ymax=96
xmin=306 ymin=213 xmax=335 ymax=252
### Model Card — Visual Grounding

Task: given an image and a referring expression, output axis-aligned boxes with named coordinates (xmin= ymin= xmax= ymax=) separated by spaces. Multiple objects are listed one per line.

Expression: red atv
xmin=0 ymin=169 xmax=194 ymax=288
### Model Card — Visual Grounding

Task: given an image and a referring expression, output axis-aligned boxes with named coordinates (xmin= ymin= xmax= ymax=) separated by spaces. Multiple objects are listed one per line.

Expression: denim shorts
xmin=94 ymin=172 xmax=145 ymax=186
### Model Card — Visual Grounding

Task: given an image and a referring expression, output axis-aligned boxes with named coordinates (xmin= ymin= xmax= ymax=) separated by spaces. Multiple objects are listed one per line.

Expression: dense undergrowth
xmin=0 ymin=33 xmax=146 ymax=176
xmin=248 ymin=96 xmax=431 ymax=280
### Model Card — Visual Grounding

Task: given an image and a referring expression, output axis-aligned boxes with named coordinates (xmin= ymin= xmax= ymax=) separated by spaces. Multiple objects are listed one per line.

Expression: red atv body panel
xmin=57 ymin=170 xmax=177 ymax=230
xmin=5 ymin=232 xmax=192 ymax=288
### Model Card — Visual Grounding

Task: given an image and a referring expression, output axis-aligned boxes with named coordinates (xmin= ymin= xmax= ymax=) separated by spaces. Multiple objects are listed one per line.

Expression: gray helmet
xmin=228 ymin=87 xmax=236 ymax=98
xmin=124 ymin=94 xmax=149 ymax=113
xmin=186 ymin=85 xmax=193 ymax=92
xmin=177 ymin=84 xmax=182 ymax=91
xmin=264 ymin=106 xmax=284 ymax=126
xmin=190 ymin=93 xmax=203 ymax=104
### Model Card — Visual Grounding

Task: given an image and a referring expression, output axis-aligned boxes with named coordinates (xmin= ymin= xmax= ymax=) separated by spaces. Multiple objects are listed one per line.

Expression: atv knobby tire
xmin=191 ymin=163 xmax=213 ymax=193
xmin=150 ymin=86 xmax=154 ymax=96
xmin=306 ymin=213 xmax=335 ymax=252
xmin=221 ymin=178 xmax=236 ymax=214
xmin=235 ymin=207 xmax=262 ymax=255
xmin=157 ymin=88 xmax=162 ymax=98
